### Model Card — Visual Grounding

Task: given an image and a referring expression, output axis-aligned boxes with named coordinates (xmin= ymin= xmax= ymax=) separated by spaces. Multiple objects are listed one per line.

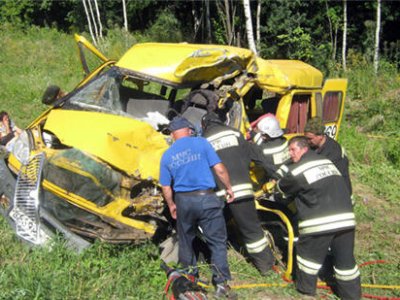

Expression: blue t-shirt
xmin=159 ymin=136 xmax=221 ymax=192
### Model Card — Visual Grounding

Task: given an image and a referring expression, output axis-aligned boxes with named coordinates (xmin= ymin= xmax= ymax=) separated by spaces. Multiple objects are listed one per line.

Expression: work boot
xmin=213 ymin=283 xmax=238 ymax=299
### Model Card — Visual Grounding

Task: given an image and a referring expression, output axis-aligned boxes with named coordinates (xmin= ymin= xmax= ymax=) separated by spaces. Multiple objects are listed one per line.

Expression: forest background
xmin=0 ymin=0 xmax=399 ymax=299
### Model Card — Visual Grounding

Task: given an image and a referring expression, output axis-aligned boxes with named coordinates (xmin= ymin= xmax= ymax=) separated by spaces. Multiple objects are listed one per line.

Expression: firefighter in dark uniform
xmin=304 ymin=117 xmax=352 ymax=197
xmin=252 ymin=114 xmax=291 ymax=168
xmin=276 ymin=136 xmax=361 ymax=300
xmin=202 ymin=112 xmax=276 ymax=275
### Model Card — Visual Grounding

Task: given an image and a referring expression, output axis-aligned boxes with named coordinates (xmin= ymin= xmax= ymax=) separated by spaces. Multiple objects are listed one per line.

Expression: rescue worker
xmin=304 ymin=117 xmax=352 ymax=196
xmin=276 ymin=136 xmax=361 ymax=299
xmin=251 ymin=114 xmax=291 ymax=180
xmin=201 ymin=112 xmax=276 ymax=275
xmin=159 ymin=116 xmax=237 ymax=299
xmin=304 ymin=116 xmax=354 ymax=286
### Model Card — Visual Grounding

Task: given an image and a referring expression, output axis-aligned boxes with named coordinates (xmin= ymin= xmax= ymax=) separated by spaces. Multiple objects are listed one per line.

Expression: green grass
xmin=0 ymin=25 xmax=399 ymax=299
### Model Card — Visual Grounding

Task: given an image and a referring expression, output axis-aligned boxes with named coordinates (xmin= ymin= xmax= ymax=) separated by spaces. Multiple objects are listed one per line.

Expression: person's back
xmin=304 ymin=117 xmax=352 ymax=195
xmin=202 ymin=112 xmax=275 ymax=275
xmin=160 ymin=116 xmax=237 ymax=299
xmin=276 ymin=136 xmax=360 ymax=300
xmin=278 ymin=149 xmax=355 ymax=234
xmin=203 ymin=121 xmax=253 ymax=194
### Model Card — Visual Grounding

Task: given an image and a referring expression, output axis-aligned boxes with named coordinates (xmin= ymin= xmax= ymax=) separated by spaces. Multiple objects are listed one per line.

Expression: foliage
xmin=0 ymin=0 xmax=399 ymax=67
xmin=145 ymin=8 xmax=183 ymax=43
xmin=276 ymin=27 xmax=313 ymax=61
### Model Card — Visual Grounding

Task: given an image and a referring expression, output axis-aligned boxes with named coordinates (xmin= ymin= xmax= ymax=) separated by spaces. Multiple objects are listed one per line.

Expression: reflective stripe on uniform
xmin=206 ymin=130 xmax=240 ymax=151
xmin=254 ymin=133 xmax=263 ymax=145
xmin=341 ymin=146 xmax=347 ymax=159
xmin=262 ymin=142 xmax=290 ymax=165
xmin=216 ymin=183 xmax=254 ymax=198
xmin=275 ymin=164 xmax=289 ymax=178
xmin=334 ymin=265 xmax=360 ymax=281
xmin=299 ymin=213 xmax=356 ymax=235
xmin=262 ymin=141 xmax=288 ymax=155
xmin=297 ymin=255 xmax=322 ymax=275
xmin=207 ymin=130 xmax=241 ymax=142
xmin=291 ymin=159 xmax=333 ymax=176
xmin=246 ymin=236 xmax=268 ymax=253
xmin=303 ymin=163 xmax=341 ymax=184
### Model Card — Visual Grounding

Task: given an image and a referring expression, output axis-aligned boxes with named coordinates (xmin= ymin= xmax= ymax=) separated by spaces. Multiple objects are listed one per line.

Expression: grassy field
xmin=0 ymin=25 xmax=399 ymax=299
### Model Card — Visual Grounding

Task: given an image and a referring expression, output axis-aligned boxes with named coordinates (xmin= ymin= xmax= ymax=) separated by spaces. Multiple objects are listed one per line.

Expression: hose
xmin=227 ymin=260 xmax=400 ymax=299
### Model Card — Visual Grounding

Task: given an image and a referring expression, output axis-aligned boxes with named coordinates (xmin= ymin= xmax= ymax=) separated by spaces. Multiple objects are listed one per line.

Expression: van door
xmin=321 ymin=79 xmax=347 ymax=140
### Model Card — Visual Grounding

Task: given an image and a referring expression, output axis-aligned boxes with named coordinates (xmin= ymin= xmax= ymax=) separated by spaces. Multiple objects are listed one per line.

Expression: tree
xmin=325 ymin=1 xmax=341 ymax=61
xmin=342 ymin=0 xmax=347 ymax=71
xmin=122 ymin=0 xmax=128 ymax=31
xmin=82 ymin=0 xmax=97 ymax=45
xmin=256 ymin=0 xmax=261 ymax=52
xmin=243 ymin=0 xmax=257 ymax=54
xmin=374 ymin=0 xmax=381 ymax=74
xmin=93 ymin=0 xmax=103 ymax=39
xmin=205 ymin=0 xmax=212 ymax=43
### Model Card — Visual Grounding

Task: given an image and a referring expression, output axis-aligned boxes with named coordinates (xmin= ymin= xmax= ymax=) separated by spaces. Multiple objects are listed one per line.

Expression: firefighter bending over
xmin=276 ymin=136 xmax=361 ymax=299
xmin=202 ymin=112 xmax=276 ymax=275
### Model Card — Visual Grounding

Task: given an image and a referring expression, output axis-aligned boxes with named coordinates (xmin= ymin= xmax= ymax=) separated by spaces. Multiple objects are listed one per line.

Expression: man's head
xmin=0 ymin=111 xmax=9 ymax=123
xmin=304 ymin=117 xmax=326 ymax=148
xmin=168 ymin=116 xmax=195 ymax=140
xmin=256 ymin=114 xmax=283 ymax=138
xmin=288 ymin=136 xmax=310 ymax=163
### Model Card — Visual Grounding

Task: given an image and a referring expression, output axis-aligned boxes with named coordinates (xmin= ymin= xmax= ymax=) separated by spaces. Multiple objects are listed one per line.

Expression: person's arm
xmin=0 ymin=132 xmax=15 ymax=146
xmin=212 ymin=162 xmax=234 ymax=203
xmin=246 ymin=140 xmax=277 ymax=176
xmin=161 ymin=185 xmax=177 ymax=219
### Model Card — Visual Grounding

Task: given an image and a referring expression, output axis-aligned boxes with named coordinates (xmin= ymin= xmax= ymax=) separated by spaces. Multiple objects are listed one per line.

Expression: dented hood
xmin=256 ymin=58 xmax=323 ymax=92
xmin=44 ymin=110 xmax=169 ymax=180
xmin=116 ymin=43 xmax=256 ymax=85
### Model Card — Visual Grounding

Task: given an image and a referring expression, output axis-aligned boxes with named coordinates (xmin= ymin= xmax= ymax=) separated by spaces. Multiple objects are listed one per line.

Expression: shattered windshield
xmin=68 ymin=68 xmax=124 ymax=113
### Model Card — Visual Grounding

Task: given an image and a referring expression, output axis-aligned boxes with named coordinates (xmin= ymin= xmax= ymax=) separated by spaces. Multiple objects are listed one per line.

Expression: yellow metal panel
xmin=44 ymin=110 xmax=169 ymax=180
xmin=116 ymin=43 xmax=255 ymax=84
xmin=74 ymin=34 xmax=109 ymax=62
xmin=275 ymin=93 xmax=294 ymax=130
xmin=43 ymin=180 xmax=156 ymax=234
xmin=322 ymin=79 xmax=348 ymax=140
xmin=256 ymin=58 xmax=323 ymax=91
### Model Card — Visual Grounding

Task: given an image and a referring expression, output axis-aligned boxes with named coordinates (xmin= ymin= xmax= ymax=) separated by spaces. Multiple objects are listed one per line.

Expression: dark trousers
xmin=296 ymin=229 xmax=361 ymax=300
xmin=175 ymin=193 xmax=231 ymax=285
xmin=229 ymin=197 xmax=274 ymax=274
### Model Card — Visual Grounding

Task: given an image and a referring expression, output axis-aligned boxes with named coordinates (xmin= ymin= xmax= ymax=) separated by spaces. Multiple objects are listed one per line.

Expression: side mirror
xmin=42 ymin=85 xmax=64 ymax=105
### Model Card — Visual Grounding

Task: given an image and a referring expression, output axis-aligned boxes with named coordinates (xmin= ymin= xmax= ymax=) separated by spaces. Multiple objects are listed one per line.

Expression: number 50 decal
xmin=325 ymin=125 xmax=337 ymax=139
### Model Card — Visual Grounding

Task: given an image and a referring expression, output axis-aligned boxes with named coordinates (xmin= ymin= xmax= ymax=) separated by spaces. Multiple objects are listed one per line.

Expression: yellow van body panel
xmin=322 ymin=79 xmax=348 ymax=140
xmin=42 ymin=180 xmax=156 ymax=234
xmin=43 ymin=110 xmax=169 ymax=180
xmin=116 ymin=43 xmax=255 ymax=84
xmin=256 ymin=59 xmax=323 ymax=92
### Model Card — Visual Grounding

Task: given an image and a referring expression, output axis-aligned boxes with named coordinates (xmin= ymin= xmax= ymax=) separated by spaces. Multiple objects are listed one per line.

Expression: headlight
xmin=11 ymin=131 xmax=30 ymax=165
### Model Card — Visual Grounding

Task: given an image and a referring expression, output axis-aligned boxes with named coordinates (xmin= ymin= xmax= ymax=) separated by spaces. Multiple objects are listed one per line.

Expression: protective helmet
xmin=257 ymin=115 xmax=283 ymax=138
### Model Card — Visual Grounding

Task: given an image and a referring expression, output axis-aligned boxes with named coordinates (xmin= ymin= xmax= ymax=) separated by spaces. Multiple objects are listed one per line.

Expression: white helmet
xmin=257 ymin=115 xmax=283 ymax=138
